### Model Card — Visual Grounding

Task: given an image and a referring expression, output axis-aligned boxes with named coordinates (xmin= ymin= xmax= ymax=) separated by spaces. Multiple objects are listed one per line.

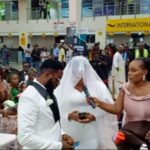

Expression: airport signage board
xmin=106 ymin=18 xmax=150 ymax=32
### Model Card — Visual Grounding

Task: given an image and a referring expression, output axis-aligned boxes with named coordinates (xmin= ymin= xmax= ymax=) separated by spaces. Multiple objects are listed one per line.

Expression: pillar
xmin=18 ymin=0 xmax=28 ymax=22
xmin=69 ymin=0 xmax=82 ymax=33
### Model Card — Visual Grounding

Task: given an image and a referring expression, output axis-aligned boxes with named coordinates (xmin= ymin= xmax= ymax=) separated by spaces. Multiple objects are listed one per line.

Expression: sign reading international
xmin=106 ymin=18 xmax=150 ymax=32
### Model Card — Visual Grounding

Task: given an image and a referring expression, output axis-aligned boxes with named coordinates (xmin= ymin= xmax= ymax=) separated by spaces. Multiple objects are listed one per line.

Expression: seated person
xmin=7 ymin=72 xmax=20 ymax=104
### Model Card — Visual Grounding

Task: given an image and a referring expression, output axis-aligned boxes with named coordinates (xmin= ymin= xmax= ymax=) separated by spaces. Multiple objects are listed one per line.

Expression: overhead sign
xmin=106 ymin=18 xmax=150 ymax=32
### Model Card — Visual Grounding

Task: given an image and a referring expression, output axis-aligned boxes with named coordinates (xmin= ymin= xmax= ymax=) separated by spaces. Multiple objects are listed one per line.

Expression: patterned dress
xmin=0 ymin=81 xmax=10 ymax=109
xmin=1 ymin=115 xmax=22 ymax=149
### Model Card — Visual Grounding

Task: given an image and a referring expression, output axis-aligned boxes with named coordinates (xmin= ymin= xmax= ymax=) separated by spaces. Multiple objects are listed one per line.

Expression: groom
xmin=18 ymin=59 xmax=74 ymax=149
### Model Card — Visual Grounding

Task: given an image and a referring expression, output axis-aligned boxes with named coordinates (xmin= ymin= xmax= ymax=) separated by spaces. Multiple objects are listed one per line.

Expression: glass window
xmin=30 ymin=0 xmax=39 ymax=20
xmin=93 ymin=0 xmax=103 ymax=16
xmin=103 ymin=0 xmax=115 ymax=16
xmin=140 ymin=0 xmax=150 ymax=14
xmin=0 ymin=0 xmax=18 ymax=21
xmin=82 ymin=0 xmax=92 ymax=17
xmin=0 ymin=1 xmax=6 ymax=21
xmin=31 ymin=0 xmax=39 ymax=8
xmin=61 ymin=0 xmax=69 ymax=18
xmin=30 ymin=0 xmax=59 ymax=20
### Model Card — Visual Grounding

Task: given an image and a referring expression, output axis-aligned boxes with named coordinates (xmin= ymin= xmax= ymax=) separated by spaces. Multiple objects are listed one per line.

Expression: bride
xmin=54 ymin=56 xmax=117 ymax=149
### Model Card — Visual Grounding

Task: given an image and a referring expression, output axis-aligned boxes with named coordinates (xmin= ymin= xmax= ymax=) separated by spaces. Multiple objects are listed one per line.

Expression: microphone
xmin=83 ymin=85 xmax=96 ymax=109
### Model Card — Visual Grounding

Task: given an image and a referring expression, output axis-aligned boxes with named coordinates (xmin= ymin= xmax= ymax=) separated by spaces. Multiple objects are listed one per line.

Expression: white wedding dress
xmin=59 ymin=88 xmax=98 ymax=149
xmin=55 ymin=56 xmax=118 ymax=149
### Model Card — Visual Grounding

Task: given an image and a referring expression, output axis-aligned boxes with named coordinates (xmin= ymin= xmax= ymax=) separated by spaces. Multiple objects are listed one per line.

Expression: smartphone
xmin=72 ymin=141 xmax=80 ymax=148
xmin=78 ymin=112 xmax=87 ymax=119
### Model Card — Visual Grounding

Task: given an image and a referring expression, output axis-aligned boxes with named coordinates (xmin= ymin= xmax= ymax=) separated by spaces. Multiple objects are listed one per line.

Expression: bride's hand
xmin=68 ymin=111 xmax=80 ymax=122
xmin=78 ymin=112 xmax=96 ymax=123
xmin=68 ymin=111 xmax=96 ymax=123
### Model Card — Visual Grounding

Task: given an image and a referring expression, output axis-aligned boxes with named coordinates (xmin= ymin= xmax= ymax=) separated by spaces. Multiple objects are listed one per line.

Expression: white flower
xmin=46 ymin=99 xmax=53 ymax=106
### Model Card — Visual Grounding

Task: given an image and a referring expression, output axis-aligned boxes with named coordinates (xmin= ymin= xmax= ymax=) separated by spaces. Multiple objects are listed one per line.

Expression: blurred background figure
xmin=110 ymin=44 xmax=126 ymax=95
xmin=0 ymin=44 xmax=10 ymax=66
xmin=52 ymin=43 xmax=60 ymax=60
xmin=7 ymin=72 xmax=20 ymax=104
xmin=135 ymin=43 xmax=149 ymax=58
xmin=31 ymin=44 xmax=41 ymax=72
xmin=0 ymin=69 xmax=10 ymax=109
xmin=19 ymin=62 xmax=31 ymax=82
xmin=58 ymin=43 xmax=66 ymax=66
xmin=24 ymin=43 xmax=32 ymax=65
xmin=39 ymin=0 xmax=46 ymax=19
xmin=40 ymin=47 xmax=50 ymax=62
xmin=27 ymin=67 xmax=37 ymax=85
xmin=46 ymin=1 xmax=51 ymax=19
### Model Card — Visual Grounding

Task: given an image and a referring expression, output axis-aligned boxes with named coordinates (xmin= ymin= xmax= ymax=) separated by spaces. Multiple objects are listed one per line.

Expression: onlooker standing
xmin=40 ymin=47 xmax=50 ymax=62
xmin=110 ymin=44 xmax=126 ymax=94
xmin=58 ymin=43 xmax=66 ymax=65
xmin=31 ymin=44 xmax=41 ymax=72
xmin=65 ymin=48 xmax=72 ymax=64
xmin=39 ymin=0 xmax=46 ymax=19
xmin=52 ymin=43 xmax=60 ymax=60
xmin=1 ymin=45 xmax=10 ymax=66
xmin=91 ymin=42 xmax=101 ymax=61
xmin=20 ymin=62 xmax=31 ymax=81
xmin=46 ymin=1 xmax=51 ymax=19
xmin=122 ymin=44 xmax=134 ymax=81
xmin=135 ymin=43 xmax=149 ymax=58
xmin=24 ymin=43 xmax=32 ymax=65
xmin=18 ymin=46 xmax=25 ymax=62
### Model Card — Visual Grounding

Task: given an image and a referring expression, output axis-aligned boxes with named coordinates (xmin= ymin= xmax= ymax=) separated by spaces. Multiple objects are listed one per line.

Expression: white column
xmin=96 ymin=18 xmax=107 ymax=49
xmin=69 ymin=0 xmax=82 ymax=33
xmin=18 ymin=0 xmax=31 ymax=47
xmin=58 ymin=0 xmax=62 ymax=19
xmin=19 ymin=0 xmax=30 ymax=22
xmin=96 ymin=30 xmax=106 ymax=49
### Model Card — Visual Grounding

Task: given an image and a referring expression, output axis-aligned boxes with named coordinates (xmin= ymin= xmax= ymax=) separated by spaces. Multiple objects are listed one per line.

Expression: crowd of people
xmin=0 ymin=41 xmax=150 ymax=149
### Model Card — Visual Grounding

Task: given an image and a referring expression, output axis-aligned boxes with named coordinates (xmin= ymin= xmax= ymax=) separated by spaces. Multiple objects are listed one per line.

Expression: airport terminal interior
xmin=0 ymin=0 xmax=150 ymax=149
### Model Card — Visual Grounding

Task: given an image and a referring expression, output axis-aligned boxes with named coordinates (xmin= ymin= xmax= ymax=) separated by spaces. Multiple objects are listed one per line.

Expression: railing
xmin=26 ymin=7 xmax=69 ymax=21
xmin=0 ymin=2 xmax=150 ymax=22
xmin=82 ymin=2 xmax=150 ymax=18
xmin=0 ymin=9 xmax=18 ymax=21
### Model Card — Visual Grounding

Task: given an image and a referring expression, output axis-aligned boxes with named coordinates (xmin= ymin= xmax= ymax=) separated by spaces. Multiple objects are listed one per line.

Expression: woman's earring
xmin=143 ymin=75 xmax=146 ymax=81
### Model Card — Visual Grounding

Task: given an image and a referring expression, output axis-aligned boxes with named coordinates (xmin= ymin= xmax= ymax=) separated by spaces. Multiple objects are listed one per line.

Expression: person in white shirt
xmin=110 ymin=44 xmax=126 ymax=94
xmin=24 ymin=43 xmax=32 ymax=65
xmin=40 ymin=47 xmax=50 ymax=62
xmin=18 ymin=59 xmax=74 ymax=149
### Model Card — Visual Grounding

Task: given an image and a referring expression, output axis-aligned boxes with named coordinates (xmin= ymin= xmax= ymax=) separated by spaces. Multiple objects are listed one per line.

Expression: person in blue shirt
xmin=52 ymin=43 xmax=60 ymax=60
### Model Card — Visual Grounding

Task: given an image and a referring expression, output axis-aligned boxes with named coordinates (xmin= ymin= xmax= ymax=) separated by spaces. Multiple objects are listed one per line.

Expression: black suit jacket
xmin=20 ymin=70 xmax=26 ymax=81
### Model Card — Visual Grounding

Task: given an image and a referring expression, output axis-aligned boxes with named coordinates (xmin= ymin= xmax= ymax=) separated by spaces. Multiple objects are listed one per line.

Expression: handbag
xmin=113 ymin=121 xmax=150 ymax=150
